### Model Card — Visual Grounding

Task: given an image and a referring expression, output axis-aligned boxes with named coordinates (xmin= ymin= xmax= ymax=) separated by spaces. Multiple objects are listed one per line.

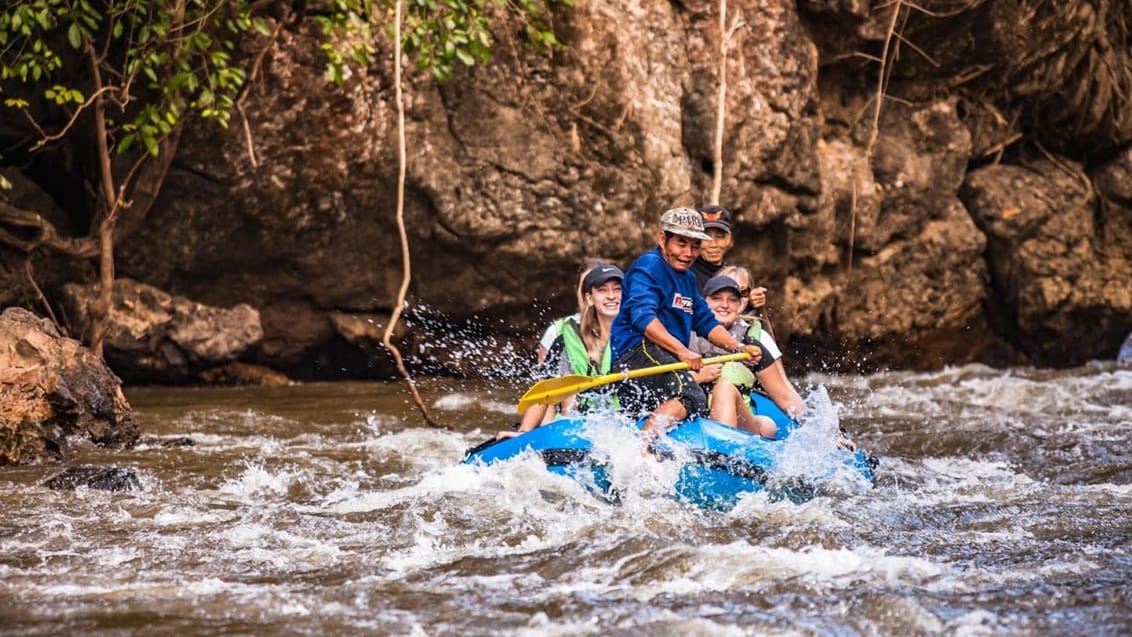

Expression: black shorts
xmin=612 ymin=341 xmax=708 ymax=420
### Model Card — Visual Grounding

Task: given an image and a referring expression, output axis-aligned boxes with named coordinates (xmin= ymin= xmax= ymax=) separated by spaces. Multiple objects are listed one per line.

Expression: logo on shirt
xmin=671 ymin=293 xmax=694 ymax=313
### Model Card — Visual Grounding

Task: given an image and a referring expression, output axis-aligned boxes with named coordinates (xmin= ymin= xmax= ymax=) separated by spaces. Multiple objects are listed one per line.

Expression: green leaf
xmin=116 ymin=133 xmax=135 ymax=154
xmin=252 ymin=17 xmax=272 ymax=36
xmin=141 ymin=130 xmax=158 ymax=156
xmin=67 ymin=22 xmax=81 ymax=49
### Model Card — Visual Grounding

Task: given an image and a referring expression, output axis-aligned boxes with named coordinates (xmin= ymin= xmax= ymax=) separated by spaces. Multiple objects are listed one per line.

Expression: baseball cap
xmin=660 ymin=207 xmax=712 ymax=241
xmin=582 ymin=264 xmax=623 ymax=292
xmin=703 ymin=275 xmax=741 ymax=298
xmin=698 ymin=205 xmax=731 ymax=233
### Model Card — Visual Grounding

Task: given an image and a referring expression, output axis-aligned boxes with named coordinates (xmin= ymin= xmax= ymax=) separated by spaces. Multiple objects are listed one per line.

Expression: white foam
xmin=153 ymin=506 xmax=240 ymax=527
xmin=430 ymin=386 xmax=520 ymax=415
xmin=432 ymin=392 xmax=481 ymax=410
xmin=218 ymin=461 xmax=298 ymax=498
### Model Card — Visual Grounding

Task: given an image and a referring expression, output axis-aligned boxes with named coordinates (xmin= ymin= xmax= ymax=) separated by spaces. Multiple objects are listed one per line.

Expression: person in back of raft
xmin=694 ymin=204 xmax=773 ymax=320
xmin=713 ymin=265 xmax=859 ymax=451
xmin=499 ymin=264 xmax=624 ymax=439
xmin=609 ymin=207 xmax=762 ymax=445
xmin=689 ymin=274 xmax=802 ymax=439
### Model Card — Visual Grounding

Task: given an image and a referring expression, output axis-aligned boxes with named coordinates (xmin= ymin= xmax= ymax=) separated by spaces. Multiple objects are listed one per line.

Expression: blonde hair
xmin=577 ymin=265 xmax=612 ymax=363
xmin=718 ymin=264 xmax=754 ymax=316
xmin=718 ymin=264 xmax=752 ymax=291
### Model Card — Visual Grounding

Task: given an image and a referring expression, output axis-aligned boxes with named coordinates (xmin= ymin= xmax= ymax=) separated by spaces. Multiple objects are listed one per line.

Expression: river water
xmin=2 ymin=362 xmax=1130 ymax=635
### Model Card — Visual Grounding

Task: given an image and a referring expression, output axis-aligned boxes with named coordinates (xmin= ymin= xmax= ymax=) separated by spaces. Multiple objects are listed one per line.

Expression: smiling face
xmin=720 ymin=268 xmax=752 ymax=312
xmin=706 ymin=288 xmax=742 ymax=327
xmin=586 ymin=280 xmax=622 ymax=320
xmin=700 ymin=228 xmax=733 ymax=266
xmin=658 ymin=232 xmax=702 ymax=272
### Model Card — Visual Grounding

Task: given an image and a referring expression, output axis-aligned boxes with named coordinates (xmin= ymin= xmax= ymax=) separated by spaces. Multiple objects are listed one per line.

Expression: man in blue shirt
xmin=610 ymin=207 xmax=763 ymax=440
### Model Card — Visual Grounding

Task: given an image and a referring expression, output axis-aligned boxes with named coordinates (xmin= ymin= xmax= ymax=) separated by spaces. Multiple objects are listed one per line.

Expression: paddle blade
xmin=516 ymin=374 xmax=594 ymax=413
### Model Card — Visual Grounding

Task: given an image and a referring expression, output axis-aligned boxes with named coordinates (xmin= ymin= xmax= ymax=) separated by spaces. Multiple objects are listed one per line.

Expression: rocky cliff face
xmin=4 ymin=0 xmax=1131 ymax=378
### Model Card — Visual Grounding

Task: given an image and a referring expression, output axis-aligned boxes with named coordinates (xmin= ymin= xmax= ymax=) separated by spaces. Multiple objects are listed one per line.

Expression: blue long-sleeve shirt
xmin=610 ymin=247 xmax=720 ymax=361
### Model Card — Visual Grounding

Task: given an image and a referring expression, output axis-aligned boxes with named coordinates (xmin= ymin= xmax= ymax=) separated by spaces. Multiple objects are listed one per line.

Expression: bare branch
xmin=23 ymin=259 xmax=61 ymax=327
xmin=235 ymin=20 xmax=285 ymax=168
xmin=892 ymin=29 xmax=939 ymax=68
xmin=865 ymin=1 xmax=904 ymax=159
xmin=29 ymin=86 xmax=122 ymax=150
xmin=710 ymin=0 xmax=746 ymax=205
xmin=0 ymin=200 xmax=98 ymax=257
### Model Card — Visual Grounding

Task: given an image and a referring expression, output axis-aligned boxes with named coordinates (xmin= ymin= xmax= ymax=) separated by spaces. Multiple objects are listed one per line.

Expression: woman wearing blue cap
xmin=500 ymin=263 xmax=624 ymax=438
xmin=690 ymin=275 xmax=803 ymax=438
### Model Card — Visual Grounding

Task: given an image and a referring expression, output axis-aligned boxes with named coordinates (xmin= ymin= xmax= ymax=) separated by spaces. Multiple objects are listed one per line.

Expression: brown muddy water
xmin=1 ymin=363 xmax=1131 ymax=636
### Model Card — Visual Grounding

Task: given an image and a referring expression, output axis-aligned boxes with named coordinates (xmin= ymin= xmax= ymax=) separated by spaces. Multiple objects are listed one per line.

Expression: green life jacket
xmin=556 ymin=317 xmax=611 ymax=376
xmin=713 ymin=319 xmax=763 ymax=409
xmin=554 ymin=317 xmax=617 ymax=412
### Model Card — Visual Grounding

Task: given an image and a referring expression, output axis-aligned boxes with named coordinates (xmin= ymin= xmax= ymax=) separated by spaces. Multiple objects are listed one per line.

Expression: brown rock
xmin=3 ymin=1 xmax=1132 ymax=375
xmin=196 ymin=362 xmax=291 ymax=386
xmin=0 ymin=307 xmax=138 ymax=465
xmin=59 ymin=278 xmax=264 ymax=383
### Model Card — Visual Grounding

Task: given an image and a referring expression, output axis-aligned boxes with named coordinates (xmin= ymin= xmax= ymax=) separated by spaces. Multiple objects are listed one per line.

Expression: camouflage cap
xmin=660 ymin=207 xmax=712 ymax=241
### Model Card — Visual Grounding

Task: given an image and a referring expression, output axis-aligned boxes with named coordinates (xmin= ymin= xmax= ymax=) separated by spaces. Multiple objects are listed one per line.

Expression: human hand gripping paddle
xmin=516 ymin=352 xmax=752 ymax=413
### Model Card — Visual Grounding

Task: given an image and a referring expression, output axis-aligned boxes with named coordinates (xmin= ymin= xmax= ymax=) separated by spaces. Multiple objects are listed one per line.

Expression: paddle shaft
xmin=517 ymin=351 xmax=751 ymax=413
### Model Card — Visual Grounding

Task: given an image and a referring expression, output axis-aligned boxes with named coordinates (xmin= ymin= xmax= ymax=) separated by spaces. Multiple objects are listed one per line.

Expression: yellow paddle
xmin=516 ymin=352 xmax=751 ymax=413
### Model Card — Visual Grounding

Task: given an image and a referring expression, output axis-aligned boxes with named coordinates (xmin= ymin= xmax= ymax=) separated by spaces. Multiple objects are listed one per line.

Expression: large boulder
xmin=59 ymin=278 xmax=265 ymax=384
xmin=0 ymin=307 xmax=138 ymax=465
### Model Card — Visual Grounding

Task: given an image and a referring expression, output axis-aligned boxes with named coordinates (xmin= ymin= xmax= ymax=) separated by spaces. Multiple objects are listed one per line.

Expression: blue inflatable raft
xmin=464 ymin=392 xmax=878 ymax=510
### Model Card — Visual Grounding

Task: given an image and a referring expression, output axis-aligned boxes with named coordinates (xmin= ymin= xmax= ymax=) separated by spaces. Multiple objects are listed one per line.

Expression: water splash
xmin=769 ymin=386 xmax=873 ymax=495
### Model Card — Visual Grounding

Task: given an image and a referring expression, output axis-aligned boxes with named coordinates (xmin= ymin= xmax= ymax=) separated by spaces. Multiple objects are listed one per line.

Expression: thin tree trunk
xmin=87 ymin=41 xmax=119 ymax=358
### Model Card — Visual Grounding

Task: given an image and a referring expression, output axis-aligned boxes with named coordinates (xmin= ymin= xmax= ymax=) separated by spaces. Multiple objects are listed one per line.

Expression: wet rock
xmin=0 ymin=307 xmax=138 ymax=465
xmin=43 ymin=466 xmax=142 ymax=492
xmin=140 ymin=436 xmax=195 ymax=448
xmin=196 ymin=362 xmax=290 ymax=386
xmin=59 ymin=278 xmax=264 ymax=384
xmin=779 ymin=100 xmax=999 ymax=370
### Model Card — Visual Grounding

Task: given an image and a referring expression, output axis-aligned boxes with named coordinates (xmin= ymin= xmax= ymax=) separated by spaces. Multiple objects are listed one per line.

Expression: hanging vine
xmin=381 ymin=0 xmax=442 ymax=428
xmin=709 ymin=0 xmax=745 ymax=205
